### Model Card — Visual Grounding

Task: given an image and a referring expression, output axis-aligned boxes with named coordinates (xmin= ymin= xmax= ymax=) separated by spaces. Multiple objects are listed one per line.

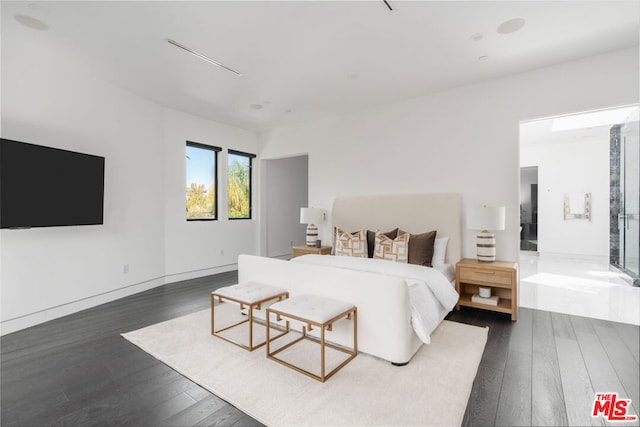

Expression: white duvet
xmin=290 ymin=254 xmax=459 ymax=344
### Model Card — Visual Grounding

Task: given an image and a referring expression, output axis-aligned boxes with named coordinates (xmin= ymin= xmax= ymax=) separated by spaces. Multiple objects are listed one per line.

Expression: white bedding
xmin=291 ymin=255 xmax=459 ymax=344
xmin=434 ymin=263 xmax=455 ymax=283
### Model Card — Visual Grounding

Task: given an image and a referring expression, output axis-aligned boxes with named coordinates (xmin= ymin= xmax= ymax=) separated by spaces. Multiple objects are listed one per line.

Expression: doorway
xmin=261 ymin=155 xmax=309 ymax=259
xmin=518 ymin=105 xmax=640 ymax=325
xmin=520 ymin=105 xmax=638 ymax=262
xmin=520 ymin=166 xmax=538 ymax=252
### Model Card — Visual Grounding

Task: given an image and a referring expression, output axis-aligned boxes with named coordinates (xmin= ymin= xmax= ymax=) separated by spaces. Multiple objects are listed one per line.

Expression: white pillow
xmin=432 ymin=236 xmax=449 ymax=267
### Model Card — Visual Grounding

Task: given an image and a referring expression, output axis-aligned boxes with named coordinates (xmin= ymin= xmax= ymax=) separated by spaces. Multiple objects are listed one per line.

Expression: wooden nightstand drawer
xmin=459 ymin=267 xmax=512 ymax=286
xmin=455 ymin=258 xmax=518 ymax=320
xmin=291 ymin=246 xmax=332 ymax=258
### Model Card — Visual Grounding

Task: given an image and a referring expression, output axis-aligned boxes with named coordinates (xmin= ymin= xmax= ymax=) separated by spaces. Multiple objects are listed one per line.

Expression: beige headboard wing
xmin=331 ymin=193 xmax=462 ymax=265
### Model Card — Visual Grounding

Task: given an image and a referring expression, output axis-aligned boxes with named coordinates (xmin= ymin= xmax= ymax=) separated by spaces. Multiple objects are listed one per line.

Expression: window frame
xmin=227 ymin=149 xmax=256 ymax=220
xmin=186 ymin=140 xmax=221 ymax=222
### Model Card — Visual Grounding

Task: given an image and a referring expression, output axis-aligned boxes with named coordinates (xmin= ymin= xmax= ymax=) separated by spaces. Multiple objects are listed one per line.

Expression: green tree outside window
xmin=228 ymin=151 xmax=254 ymax=219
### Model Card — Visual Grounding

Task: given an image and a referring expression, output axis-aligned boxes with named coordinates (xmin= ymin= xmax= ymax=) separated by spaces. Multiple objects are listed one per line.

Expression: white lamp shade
xmin=466 ymin=206 xmax=506 ymax=231
xmin=300 ymin=207 xmax=323 ymax=225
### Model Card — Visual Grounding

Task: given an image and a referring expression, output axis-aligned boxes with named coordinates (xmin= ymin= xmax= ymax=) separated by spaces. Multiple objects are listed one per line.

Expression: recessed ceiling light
xmin=285 ymin=109 xmax=292 ymax=113
xmin=166 ymin=39 xmax=242 ymax=77
xmin=249 ymin=104 xmax=263 ymax=110
xmin=15 ymin=14 xmax=48 ymax=31
xmin=478 ymin=55 xmax=489 ymax=61
xmin=497 ymin=18 xmax=526 ymax=34
xmin=470 ymin=33 xmax=483 ymax=42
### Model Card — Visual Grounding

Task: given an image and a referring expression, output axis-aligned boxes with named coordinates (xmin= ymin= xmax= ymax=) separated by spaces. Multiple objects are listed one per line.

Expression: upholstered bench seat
xmin=266 ymin=294 xmax=357 ymax=382
xmin=211 ymin=282 xmax=289 ymax=351
xmin=267 ymin=294 xmax=355 ymax=325
xmin=214 ymin=282 xmax=288 ymax=305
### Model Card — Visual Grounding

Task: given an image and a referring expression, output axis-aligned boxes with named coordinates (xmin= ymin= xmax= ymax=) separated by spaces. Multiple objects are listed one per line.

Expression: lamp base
xmin=476 ymin=230 xmax=496 ymax=262
xmin=306 ymin=224 xmax=318 ymax=247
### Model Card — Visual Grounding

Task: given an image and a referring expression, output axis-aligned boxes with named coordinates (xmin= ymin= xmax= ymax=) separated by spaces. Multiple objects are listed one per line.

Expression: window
xmin=227 ymin=149 xmax=255 ymax=219
xmin=186 ymin=141 xmax=221 ymax=221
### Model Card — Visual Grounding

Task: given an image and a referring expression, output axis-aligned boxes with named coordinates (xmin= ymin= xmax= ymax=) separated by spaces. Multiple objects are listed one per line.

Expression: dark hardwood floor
xmin=2 ymin=271 xmax=638 ymax=426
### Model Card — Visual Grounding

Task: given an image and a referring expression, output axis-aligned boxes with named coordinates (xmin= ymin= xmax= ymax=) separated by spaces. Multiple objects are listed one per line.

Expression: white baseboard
xmin=163 ymin=263 xmax=238 ymax=283
xmin=0 ymin=276 xmax=165 ymax=336
xmin=0 ymin=263 xmax=238 ymax=336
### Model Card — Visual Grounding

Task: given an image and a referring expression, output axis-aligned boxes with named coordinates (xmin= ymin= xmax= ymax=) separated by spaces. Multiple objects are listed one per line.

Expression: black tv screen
xmin=0 ymin=139 xmax=105 ymax=229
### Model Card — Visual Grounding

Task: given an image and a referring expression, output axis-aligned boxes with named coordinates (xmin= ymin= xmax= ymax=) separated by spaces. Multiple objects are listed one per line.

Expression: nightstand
xmin=455 ymin=258 xmax=518 ymax=320
xmin=291 ymin=245 xmax=332 ymax=258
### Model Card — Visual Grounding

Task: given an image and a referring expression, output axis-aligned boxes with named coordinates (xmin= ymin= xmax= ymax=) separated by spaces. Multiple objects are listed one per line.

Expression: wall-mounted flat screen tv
xmin=0 ymin=138 xmax=105 ymax=229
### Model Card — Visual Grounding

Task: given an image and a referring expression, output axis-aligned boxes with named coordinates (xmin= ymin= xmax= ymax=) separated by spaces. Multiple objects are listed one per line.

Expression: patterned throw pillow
xmin=366 ymin=228 xmax=398 ymax=258
xmin=335 ymin=229 xmax=367 ymax=258
xmin=373 ymin=230 xmax=409 ymax=263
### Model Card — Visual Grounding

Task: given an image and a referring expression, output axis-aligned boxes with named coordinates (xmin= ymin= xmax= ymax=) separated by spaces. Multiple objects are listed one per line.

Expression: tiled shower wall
xmin=610 ymin=124 xmax=621 ymax=267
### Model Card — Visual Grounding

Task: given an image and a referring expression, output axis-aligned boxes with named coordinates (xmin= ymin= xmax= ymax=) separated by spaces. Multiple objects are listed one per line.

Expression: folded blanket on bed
xmin=291 ymin=254 xmax=459 ymax=344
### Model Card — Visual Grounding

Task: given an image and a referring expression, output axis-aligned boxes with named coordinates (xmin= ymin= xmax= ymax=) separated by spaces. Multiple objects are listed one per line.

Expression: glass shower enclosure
xmin=610 ymin=106 xmax=639 ymax=283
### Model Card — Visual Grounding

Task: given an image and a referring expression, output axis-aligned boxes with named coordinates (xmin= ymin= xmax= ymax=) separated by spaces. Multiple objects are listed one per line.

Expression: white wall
xmin=521 ymin=139 xmax=610 ymax=258
xmin=163 ymin=109 xmax=259 ymax=281
xmin=260 ymin=47 xmax=639 ymax=263
xmin=1 ymin=27 xmax=258 ymax=334
xmin=0 ymin=30 xmax=165 ymax=333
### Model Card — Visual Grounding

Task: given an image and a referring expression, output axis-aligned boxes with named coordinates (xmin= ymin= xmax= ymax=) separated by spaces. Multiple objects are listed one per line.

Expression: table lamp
xmin=466 ymin=206 xmax=505 ymax=262
xmin=300 ymin=207 xmax=324 ymax=247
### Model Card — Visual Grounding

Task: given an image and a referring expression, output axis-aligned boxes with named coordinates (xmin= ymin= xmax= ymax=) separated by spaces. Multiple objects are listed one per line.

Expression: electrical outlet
xmin=123 ymin=264 xmax=129 ymax=274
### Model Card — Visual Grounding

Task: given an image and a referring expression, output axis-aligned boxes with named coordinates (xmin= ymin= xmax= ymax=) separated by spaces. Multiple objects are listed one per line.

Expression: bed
xmin=303 ymin=192 xmax=461 ymax=345
xmin=329 ymin=193 xmax=461 ymax=265
xmin=240 ymin=193 xmax=462 ymax=364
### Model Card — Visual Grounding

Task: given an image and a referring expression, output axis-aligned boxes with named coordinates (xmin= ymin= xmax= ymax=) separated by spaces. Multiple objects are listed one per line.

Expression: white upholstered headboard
xmin=331 ymin=193 xmax=462 ymax=265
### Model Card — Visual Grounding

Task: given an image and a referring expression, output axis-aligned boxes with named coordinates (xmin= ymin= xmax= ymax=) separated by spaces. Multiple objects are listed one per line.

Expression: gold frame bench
xmin=211 ymin=282 xmax=289 ymax=351
xmin=266 ymin=294 xmax=357 ymax=382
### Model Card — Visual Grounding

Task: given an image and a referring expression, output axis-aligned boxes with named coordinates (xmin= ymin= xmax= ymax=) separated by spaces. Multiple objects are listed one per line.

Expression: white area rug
xmin=122 ymin=305 xmax=488 ymax=426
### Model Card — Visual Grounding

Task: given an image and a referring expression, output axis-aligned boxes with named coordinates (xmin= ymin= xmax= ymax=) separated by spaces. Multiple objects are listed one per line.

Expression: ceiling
xmin=2 ymin=1 xmax=639 ymax=132
xmin=520 ymin=105 xmax=639 ymax=148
